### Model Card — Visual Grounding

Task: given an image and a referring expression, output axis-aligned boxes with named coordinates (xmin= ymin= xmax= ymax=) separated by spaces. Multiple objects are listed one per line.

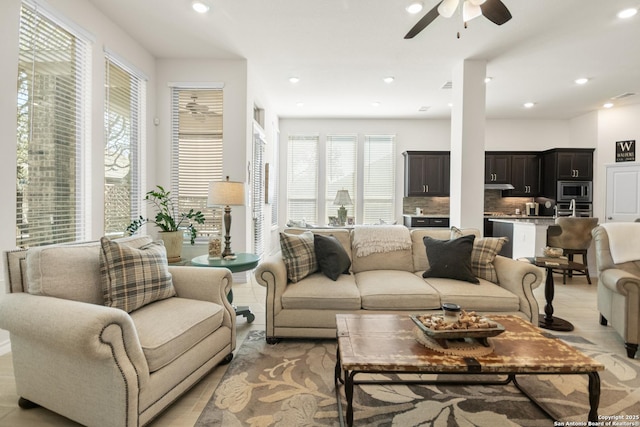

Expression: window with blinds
xmin=104 ymin=54 xmax=146 ymax=237
xmin=287 ymin=135 xmax=319 ymax=224
xmin=252 ymin=125 xmax=266 ymax=256
xmin=16 ymin=2 xmax=91 ymax=247
xmin=271 ymin=130 xmax=279 ymax=227
xmin=363 ymin=135 xmax=396 ymax=224
xmin=170 ymin=88 xmax=223 ymax=235
xmin=326 ymin=135 xmax=357 ymax=222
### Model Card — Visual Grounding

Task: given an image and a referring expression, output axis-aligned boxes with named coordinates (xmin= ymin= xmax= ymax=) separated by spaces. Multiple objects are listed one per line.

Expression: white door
xmin=606 ymin=163 xmax=640 ymax=222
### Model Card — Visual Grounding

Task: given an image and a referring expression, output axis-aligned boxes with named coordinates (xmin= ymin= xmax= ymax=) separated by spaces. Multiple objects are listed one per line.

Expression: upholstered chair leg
xmin=599 ymin=314 xmax=608 ymax=326
xmin=220 ymin=353 xmax=234 ymax=365
xmin=18 ymin=397 xmax=40 ymax=409
xmin=625 ymin=343 xmax=638 ymax=359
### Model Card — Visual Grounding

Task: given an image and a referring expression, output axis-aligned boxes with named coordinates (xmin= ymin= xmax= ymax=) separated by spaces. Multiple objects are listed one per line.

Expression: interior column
xmin=449 ymin=59 xmax=486 ymax=232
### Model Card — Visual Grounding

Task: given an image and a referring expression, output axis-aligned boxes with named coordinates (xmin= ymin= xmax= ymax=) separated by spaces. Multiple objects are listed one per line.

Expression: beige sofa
xmin=593 ymin=225 xmax=640 ymax=358
xmin=255 ymin=227 xmax=544 ymax=343
xmin=0 ymin=236 xmax=236 ymax=426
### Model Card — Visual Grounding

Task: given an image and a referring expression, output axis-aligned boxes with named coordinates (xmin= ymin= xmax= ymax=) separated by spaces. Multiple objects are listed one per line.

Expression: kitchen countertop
xmin=488 ymin=217 xmax=557 ymax=225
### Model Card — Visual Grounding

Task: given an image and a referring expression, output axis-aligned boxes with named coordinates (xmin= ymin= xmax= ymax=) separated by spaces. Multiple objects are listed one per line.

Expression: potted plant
xmin=126 ymin=185 xmax=205 ymax=261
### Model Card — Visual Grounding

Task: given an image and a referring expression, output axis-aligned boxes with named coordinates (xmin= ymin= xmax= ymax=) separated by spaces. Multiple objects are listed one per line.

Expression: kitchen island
xmin=490 ymin=217 xmax=557 ymax=259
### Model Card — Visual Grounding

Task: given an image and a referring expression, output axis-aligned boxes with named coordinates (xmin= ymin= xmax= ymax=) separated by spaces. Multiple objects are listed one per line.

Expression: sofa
xmin=255 ymin=226 xmax=544 ymax=342
xmin=592 ymin=224 xmax=640 ymax=358
xmin=0 ymin=235 xmax=236 ymax=426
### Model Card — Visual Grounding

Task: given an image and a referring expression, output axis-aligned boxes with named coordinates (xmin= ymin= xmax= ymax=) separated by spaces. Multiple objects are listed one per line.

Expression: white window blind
xmin=104 ymin=54 xmax=146 ymax=237
xmin=287 ymin=135 xmax=318 ymax=224
xmin=326 ymin=135 xmax=357 ymax=223
xmin=252 ymin=125 xmax=266 ymax=256
xmin=170 ymin=88 xmax=223 ymax=235
xmin=16 ymin=2 xmax=91 ymax=247
xmin=270 ymin=130 xmax=279 ymax=227
xmin=363 ymin=135 xmax=396 ymax=224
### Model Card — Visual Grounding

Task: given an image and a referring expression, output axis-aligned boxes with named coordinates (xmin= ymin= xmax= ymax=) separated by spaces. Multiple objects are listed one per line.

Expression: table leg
xmin=538 ymin=267 xmax=574 ymax=331
xmin=345 ymin=372 xmax=355 ymax=427
xmin=588 ymin=372 xmax=601 ymax=422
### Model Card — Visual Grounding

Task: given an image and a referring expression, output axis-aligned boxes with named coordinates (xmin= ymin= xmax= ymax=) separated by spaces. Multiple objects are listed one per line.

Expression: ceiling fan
xmin=405 ymin=0 xmax=512 ymax=39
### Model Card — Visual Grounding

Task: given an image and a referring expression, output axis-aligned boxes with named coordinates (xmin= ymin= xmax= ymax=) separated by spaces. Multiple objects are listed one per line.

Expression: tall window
xmin=104 ymin=54 xmax=146 ymax=237
xmin=326 ymin=135 xmax=357 ymax=222
xmin=252 ymin=124 xmax=266 ymax=256
xmin=170 ymin=87 xmax=223 ymax=235
xmin=363 ymin=135 xmax=396 ymax=224
xmin=287 ymin=135 xmax=319 ymax=224
xmin=16 ymin=2 xmax=91 ymax=247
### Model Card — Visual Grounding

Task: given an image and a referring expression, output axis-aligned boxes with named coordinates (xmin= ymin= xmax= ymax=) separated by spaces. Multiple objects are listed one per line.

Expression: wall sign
xmin=616 ymin=140 xmax=636 ymax=162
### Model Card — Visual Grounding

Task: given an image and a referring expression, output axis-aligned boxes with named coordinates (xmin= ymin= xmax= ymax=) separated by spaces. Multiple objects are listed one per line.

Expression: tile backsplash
xmin=403 ymin=191 xmax=537 ymax=216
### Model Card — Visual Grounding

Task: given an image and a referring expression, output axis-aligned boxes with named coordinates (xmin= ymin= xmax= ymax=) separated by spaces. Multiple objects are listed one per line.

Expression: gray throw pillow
xmin=314 ymin=234 xmax=351 ymax=281
xmin=422 ymin=234 xmax=479 ymax=284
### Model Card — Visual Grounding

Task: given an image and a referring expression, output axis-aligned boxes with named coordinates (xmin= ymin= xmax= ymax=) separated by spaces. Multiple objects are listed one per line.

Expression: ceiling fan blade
xmin=404 ymin=1 xmax=443 ymax=39
xmin=480 ymin=0 xmax=512 ymax=25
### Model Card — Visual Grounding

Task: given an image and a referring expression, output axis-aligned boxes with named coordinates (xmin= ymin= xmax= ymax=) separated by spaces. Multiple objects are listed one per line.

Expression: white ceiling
xmin=87 ymin=0 xmax=640 ymax=120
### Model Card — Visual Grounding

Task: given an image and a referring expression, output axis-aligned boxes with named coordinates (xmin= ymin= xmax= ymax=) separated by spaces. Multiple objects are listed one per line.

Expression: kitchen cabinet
xmin=403 ymin=151 xmax=450 ymax=197
xmin=485 ymin=153 xmax=511 ymax=184
xmin=504 ymin=153 xmax=540 ymax=196
xmin=541 ymin=148 xmax=594 ymax=198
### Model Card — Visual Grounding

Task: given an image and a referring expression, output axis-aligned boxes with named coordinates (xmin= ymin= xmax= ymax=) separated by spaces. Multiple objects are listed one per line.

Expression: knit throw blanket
xmin=601 ymin=222 xmax=640 ymax=264
xmin=352 ymin=225 xmax=412 ymax=257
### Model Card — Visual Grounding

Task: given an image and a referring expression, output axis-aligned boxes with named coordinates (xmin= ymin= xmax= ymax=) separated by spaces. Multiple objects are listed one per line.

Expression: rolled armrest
xmin=600 ymin=268 xmax=640 ymax=296
xmin=493 ymin=256 xmax=544 ymax=323
xmin=254 ymin=252 xmax=288 ymax=337
xmin=0 ymin=293 xmax=149 ymax=381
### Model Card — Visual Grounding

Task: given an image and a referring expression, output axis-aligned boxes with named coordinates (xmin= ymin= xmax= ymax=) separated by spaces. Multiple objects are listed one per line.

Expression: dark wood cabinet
xmin=541 ymin=149 xmax=594 ymax=198
xmin=403 ymin=151 xmax=450 ymax=197
xmin=485 ymin=153 xmax=511 ymax=184
xmin=403 ymin=216 xmax=450 ymax=228
xmin=504 ymin=153 xmax=540 ymax=196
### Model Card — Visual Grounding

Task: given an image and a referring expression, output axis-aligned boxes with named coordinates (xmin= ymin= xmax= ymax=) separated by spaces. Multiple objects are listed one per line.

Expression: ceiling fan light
xmin=463 ymin=1 xmax=482 ymax=22
xmin=406 ymin=2 xmax=423 ymax=14
xmin=617 ymin=8 xmax=637 ymax=19
xmin=438 ymin=0 xmax=459 ymax=18
xmin=191 ymin=1 xmax=210 ymax=14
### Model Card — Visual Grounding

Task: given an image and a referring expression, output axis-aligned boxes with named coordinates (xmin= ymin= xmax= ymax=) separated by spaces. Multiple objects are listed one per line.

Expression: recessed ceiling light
xmin=575 ymin=77 xmax=589 ymax=85
xmin=191 ymin=1 xmax=210 ymax=14
xmin=296 ymin=102 xmax=304 ymax=107
xmin=289 ymin=77 xmax=300 ymax=84
xmin=447 ymin=103 xmax=453 ymax=107
xmin=617 ymin=8 xmax=638 ymax=19
xmin=406 ymin=2 xmax=423 ymax=14
xmin=372 ymin=101 xmax=381 ymax=107
xmin=383 ymin=76 xmax=395 ymax=84
xmin=484 ymin=77 xmax=493 ymax=83
xmin=524 ymin=102 xmax=535 ymax=108
xmin=603 ymin=102 xmax=614 ymax=108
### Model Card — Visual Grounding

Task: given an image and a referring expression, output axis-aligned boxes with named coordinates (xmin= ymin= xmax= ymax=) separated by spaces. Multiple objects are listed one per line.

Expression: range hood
xmin=484 ymin=183 xmax=515 ymax=190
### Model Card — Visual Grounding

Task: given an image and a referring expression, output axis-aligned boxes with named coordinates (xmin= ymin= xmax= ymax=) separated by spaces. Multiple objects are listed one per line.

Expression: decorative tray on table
xmin=410 ymin=313 xmax=505 ymax=348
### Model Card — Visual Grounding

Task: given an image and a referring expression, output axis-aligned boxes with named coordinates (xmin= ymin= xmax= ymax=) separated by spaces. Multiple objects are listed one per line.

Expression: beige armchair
xmin=592 ymin=225 xmax=640 ymax=359
xmin=0 ymin=236 xmax=236 ymax=426
xmin=547 ymin=217 xmax=599 ymax=284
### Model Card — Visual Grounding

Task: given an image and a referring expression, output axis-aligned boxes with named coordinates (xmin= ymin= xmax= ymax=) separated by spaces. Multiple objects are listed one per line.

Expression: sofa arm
xmin=254 ymin=252 xmax=288 ymax=337
xmin=600 ymin=268 xmax=640 ymax=296
xmin=493 ymin=255 xmax=544 ymax=323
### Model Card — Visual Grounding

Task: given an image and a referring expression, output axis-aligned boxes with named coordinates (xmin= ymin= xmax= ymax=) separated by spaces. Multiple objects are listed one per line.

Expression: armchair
xmin=592 ymin=224 xmax=640 ymax=358
xmin=0 ymin=236 xmax=236 ymax=426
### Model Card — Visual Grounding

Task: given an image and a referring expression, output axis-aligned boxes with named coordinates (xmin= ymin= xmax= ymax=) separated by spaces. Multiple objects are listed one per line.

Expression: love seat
xmin=0 ymin=235 xmax=236 ymax=426
xmin=255 ymin=226 xmax=544 ymax=342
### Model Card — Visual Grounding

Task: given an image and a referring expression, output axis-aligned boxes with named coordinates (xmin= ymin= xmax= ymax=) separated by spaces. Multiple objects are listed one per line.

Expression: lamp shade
xmin=207 ymin=177 xmax=246 ymax=207
xmin=333 ymin=189 xmax=353 ymax=206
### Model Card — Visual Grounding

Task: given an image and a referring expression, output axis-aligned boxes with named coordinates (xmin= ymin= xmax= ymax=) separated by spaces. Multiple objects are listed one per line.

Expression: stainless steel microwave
xmin=557 ymin=180 xmax=592 ymax=202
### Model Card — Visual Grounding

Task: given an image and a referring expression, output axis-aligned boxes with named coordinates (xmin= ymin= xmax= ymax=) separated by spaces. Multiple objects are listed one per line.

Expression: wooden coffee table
xmin=334 ymin=314 xmax=603 ymax=427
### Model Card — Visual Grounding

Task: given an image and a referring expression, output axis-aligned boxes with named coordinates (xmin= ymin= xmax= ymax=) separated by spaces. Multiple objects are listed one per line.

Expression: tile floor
xmin=0 ymin=272 xmax=637 ymax=426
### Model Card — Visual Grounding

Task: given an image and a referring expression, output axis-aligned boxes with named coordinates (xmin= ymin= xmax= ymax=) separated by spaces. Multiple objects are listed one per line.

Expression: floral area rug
xmin=195 ymin=331 xmax=640 ymax=427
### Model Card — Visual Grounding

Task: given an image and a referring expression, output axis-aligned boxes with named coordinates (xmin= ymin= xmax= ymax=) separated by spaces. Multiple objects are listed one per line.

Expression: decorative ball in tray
xmin=410 ymin=309 xmax=505 ymax=348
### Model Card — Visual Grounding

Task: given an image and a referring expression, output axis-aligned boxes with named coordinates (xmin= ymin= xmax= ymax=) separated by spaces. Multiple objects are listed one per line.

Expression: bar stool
xmin=546 ymin=217 xmax=599 ymax=284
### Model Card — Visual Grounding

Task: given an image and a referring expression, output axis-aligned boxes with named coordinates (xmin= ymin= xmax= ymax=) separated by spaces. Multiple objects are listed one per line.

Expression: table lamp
xmin=333 ymin=189 xmax=353 ymax=226
xmin=208 ymin=176 xmax=246 ymax=258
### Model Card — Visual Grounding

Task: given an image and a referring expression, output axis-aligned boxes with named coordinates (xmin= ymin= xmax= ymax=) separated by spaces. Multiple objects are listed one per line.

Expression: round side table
xmin=191 ymin=253 xmax=260 ymax=323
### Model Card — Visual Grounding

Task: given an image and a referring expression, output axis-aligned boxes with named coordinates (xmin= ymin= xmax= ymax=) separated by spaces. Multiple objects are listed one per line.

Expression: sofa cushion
xmin=422 ymin=235 xmax=479 ymax=284
xmin=314 ymin=234 xmax=351 ymax=281
xmin=411 ymin=228 xmax=480 ymax=272
xmin=280 ymin=231 xmax=318 ymax=283
xmin=26 ymin=235 xmax=153 ymax=305
xmin=100 ymin=237 xmax=176 ymax=313
xmin=423 ymin=276 xmax=520 ymax=312
xmin=129 ymin=297 xmax=224 ymax=372
xmin=356 ymin=270 xmax=441 ymax=310
xmin=471 ymin=237 xmax=508 ymax=282
xmin=281 ymin=272 xmax=361 ymax=310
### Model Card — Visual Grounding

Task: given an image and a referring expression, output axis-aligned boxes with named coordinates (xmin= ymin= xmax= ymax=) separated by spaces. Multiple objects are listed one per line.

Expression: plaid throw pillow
xmin=280 ymin=231 xmax=318 ymax=283
xmin=471 ymin=237 xmax=508 ymax=282
xmin=100 ymin=237 xmax=176 ymax=313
